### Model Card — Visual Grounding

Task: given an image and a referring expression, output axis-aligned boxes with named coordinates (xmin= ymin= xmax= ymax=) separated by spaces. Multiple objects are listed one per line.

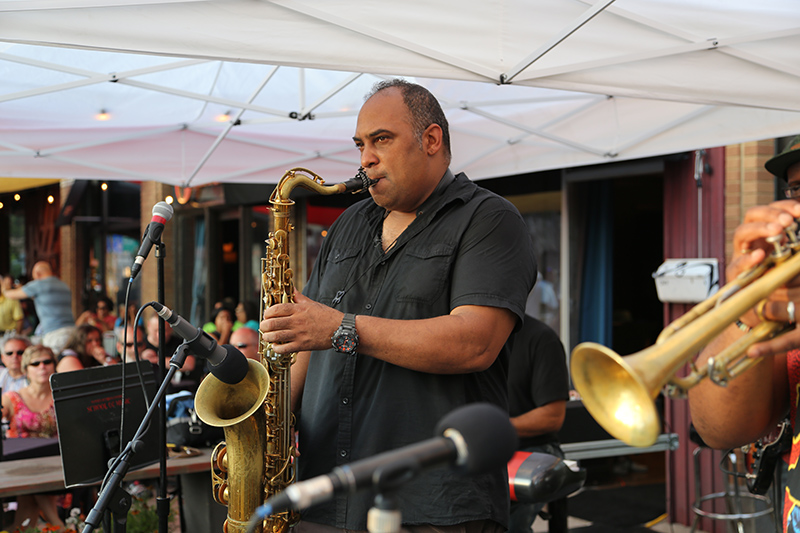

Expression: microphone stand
xmin=366 ymin=458 xmax=418 ymax=533
xmin=82 ymin=344 xmax=192 ymax=533
xmin=155 ymin=240 xmax=170 ymax=533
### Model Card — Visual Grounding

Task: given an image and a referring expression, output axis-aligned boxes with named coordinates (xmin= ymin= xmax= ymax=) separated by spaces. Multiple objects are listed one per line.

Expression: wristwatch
xmin=331 ymin=313 xmax=359 ymax=354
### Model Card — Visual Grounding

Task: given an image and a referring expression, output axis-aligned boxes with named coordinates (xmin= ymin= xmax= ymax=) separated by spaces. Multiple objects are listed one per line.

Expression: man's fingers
xmin=747 ymin=326 xmax=800 ymax=359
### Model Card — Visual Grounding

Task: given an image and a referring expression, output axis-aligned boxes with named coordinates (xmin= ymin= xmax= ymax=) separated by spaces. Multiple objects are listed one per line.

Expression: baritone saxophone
xmin=195 ymin=167 xmax=375 ymax=533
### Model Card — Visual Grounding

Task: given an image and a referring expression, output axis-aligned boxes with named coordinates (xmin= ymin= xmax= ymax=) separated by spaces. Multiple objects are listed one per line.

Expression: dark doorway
xmin=220 ymin=218 xmax=240 ymax=302
xmin=611 ymin=175 xmax=664 ymax=356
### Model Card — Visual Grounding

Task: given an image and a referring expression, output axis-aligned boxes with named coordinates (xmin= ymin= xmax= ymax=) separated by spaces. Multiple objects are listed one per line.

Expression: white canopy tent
xmin=1 ymin=0 xmax=800 ymax=187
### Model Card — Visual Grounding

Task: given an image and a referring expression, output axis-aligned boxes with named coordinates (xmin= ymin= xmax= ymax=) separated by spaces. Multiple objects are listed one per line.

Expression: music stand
xmin=51 ymin=361 xmax=160 ymax=487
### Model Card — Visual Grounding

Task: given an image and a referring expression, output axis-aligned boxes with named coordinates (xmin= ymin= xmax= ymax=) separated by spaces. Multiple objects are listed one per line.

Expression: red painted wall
xmin=662 ymin=147 xmax=727 ymax=532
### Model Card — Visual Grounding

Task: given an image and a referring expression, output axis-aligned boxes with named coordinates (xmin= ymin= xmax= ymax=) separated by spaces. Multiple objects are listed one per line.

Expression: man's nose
xmin=360 ymin=146 xmax=378 ymax=169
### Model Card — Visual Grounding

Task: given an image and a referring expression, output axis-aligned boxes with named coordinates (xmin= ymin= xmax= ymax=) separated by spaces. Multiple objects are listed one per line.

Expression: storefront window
xmin=9 ymin=212 xmax=25 ymax=280
xmin=522 ymin=209 xmax=561 ymax=333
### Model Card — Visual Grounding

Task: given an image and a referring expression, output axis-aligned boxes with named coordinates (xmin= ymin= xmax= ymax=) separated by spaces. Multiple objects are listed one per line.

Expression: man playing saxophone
xmin=688 ymin=136 xmax=800 ymax=533
xmin=260 ymin=79 xmax=536 ymax=532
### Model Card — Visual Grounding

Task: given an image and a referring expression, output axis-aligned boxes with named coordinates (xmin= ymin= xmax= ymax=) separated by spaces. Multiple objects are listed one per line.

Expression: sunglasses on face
xmin=4 ymin=350 xmax=25 ymax=357
xmin=29 ymin=359 xmax=55 ymax=367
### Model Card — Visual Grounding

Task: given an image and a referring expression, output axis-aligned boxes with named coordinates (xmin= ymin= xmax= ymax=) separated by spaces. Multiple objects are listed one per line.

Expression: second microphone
xmin=151 ymin=302 xmax=249 ymax=384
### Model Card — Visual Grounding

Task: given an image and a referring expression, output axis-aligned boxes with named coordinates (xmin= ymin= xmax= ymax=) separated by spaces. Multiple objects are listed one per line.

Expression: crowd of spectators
xmin=0 ymin=264 xmax=265 ymax=433
xmin=0 ymin=261 xmax=264 ymax=532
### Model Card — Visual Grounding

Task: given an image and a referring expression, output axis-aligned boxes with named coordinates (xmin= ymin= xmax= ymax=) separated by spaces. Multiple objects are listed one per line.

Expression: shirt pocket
xmin=317 ymin=247 xmax=362 ymax=304
xmin=396 ymin=243 xmax=455 ymax=305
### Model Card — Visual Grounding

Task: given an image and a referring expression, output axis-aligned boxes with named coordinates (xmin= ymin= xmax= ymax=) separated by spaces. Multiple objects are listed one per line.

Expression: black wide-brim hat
xmin=765 ymin=134 xmax=800 ymax=180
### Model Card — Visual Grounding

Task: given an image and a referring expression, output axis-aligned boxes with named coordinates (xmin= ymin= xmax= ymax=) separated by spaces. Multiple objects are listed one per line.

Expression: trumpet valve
xmin=768 ymin=234 xmax=791 ymax=259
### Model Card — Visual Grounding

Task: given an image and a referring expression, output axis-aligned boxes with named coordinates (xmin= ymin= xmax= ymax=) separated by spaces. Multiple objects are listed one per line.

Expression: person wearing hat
xmin=688 ymin=136 xmax=800 ymax=533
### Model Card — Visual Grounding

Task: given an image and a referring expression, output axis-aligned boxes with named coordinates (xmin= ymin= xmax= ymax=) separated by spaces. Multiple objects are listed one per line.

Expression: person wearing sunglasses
xmin=0 ymin=334 xmax=31 ymax=394
xmin=229 ymin=326 xmax=260 ymax=361
xmin=117 ymin=323 xmax=157 ymax=366
xmin=1 ymin=344 xmax=64 ymax=531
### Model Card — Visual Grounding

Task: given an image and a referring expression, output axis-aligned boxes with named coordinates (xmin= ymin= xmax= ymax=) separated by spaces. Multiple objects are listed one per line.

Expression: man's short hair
xmin=3 ymin=334 xmax=31 ymax=350
xmin=367 ymin=79 xmax=451 ymax=163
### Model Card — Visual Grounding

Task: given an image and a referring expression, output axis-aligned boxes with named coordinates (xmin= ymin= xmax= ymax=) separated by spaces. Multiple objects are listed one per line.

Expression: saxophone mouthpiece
xmin=341 ymin=167 xmax=378 ymax=193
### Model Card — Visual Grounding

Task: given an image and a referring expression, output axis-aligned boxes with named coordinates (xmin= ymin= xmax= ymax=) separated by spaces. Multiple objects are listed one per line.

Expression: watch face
xmin=333 ymin=333 xmax=358 ymax=353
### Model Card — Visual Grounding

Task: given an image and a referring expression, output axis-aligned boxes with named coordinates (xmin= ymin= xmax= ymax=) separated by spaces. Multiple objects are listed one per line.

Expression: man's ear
xmin=423 ymin=124 xmax=444 ymax=156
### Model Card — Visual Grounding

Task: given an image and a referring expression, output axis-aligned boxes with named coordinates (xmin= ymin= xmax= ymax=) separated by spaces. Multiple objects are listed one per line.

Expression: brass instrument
xmin=195 ymin=167 xmax=374 ymax=533
xmin=571 ymin=225 xmax=800 ymax=448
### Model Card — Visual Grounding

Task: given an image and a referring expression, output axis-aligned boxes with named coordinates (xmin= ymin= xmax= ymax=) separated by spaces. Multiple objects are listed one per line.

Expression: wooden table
xmin=0 ymin=448 xmax=214 ymax=498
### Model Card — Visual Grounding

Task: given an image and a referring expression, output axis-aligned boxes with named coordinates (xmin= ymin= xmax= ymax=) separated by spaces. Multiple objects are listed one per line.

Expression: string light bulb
xmin=0 ymin=202 xmax=4 ymax=209
xmin=14 ymin=194 xmax=20 ymax=201
xmin=47 ymin=195 xmax=55 ymax=204
xmin=95 ymin=109 xmax=111 ymax=121
xmin=165 ymin=196 xmax=174 ymax=205
xmin=215 ymin=110 xmax=232 ymax=122
xmin=101 ymin=182 xmax=108 ymax=191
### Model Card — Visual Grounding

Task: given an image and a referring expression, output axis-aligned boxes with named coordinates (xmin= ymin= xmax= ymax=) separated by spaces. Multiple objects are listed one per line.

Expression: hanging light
xmin=95 ymin=109 xmax=111 ymax=121
xmin=215 ymin=110 xmax=232 ymax=122
xmin=0 ymin=202 xmax=4 ymax=209
xmin=100 ymin=182 xmax=108 ymax=191
xmin=14 ymin=194 xmax=20 ymax=201
xmin=165 ymin=195 xmax=174 ymax=205
xmin=47 ymin=195 xmax=55 ymax=204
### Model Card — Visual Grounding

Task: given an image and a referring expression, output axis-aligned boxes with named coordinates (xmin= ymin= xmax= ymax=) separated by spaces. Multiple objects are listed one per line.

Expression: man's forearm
xmin=688 ymin=322 xmax=787 ymax=449
xmin=511 ymin=401 xmax=566 ymax=438
xmin=2 ymin=288 xmax=27 ymax=301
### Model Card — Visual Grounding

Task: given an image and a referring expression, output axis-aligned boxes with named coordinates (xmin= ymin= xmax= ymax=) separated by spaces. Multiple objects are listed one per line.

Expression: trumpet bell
xmin=570 ymin=342 xmax=661 ymax=447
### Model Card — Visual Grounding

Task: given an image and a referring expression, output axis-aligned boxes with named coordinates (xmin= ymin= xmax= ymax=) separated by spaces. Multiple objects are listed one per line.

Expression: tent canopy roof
xmin=1 ymin=0 xmax=799 ymax=186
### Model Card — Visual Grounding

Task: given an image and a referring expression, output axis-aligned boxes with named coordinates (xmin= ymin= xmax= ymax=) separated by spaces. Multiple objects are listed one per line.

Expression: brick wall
xmin=723 ymin=140 xmax=777 ymax=263
xmin=58 ymin=180 xmax=80 ymax=319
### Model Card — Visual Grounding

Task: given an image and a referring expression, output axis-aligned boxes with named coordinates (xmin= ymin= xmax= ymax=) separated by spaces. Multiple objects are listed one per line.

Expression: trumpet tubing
xmin=571 ymin=228 xmax=800 ymax=447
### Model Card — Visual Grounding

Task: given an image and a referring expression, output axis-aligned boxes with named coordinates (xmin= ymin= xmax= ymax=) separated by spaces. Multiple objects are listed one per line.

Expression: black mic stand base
xmin=82 ymin=348 xmax=190 ymax=533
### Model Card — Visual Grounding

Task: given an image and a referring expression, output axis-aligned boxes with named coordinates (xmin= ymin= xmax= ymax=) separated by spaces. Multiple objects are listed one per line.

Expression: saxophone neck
xmin=271 ymin=167 xmax=376 ymax=205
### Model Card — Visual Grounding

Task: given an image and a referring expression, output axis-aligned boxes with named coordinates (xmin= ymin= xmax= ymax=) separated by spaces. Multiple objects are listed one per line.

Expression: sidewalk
xmin=532 ymin=509 xmax=709 ymax=533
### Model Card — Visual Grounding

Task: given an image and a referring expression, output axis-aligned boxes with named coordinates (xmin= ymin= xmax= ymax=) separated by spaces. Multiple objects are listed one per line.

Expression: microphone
xmin=151 ymin=302 xmax=248 ymax=384
xmin=254 ymin=402 xmax=517 ymax=518
xmin=130 ymin=201 xmax=174 ymax=281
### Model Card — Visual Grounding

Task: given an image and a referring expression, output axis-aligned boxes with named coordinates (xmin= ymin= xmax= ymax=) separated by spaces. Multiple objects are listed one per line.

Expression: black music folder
xmin=51 ymin=361 xmax=160 ymax=487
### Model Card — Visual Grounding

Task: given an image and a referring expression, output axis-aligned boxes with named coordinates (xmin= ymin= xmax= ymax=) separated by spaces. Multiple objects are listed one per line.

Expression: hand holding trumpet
xmin=687 ymin=199 xmax=800 ymax=450
xmin=730 ymin=200 xmax=800 ymax=358
xmin=571 ymin=198 xmax=800 ymax=448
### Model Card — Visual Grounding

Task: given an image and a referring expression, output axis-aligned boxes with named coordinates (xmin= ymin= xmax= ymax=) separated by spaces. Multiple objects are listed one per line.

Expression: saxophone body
xmin=195 ymin=167 xmax=374 ymax=533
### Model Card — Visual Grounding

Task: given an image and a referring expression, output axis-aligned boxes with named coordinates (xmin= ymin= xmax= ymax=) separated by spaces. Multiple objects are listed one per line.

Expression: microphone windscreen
xmin=210 ymin=345 xmax=250 ymax=384
xmin=153 ymin=201 xmax=174 ymax=221
xmin=435 ymin=402 xmax=518 ymax=475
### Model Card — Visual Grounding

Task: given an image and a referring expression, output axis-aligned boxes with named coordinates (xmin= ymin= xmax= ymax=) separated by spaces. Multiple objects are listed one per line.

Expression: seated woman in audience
xmin=75 ymin=296 xmax=116 ymax=333
xmin=57 ymin=324 xmax=117 ymax=373
xmin=1 ymin=344 xmax=65 ymax=532
xmin=235 ymin=300 xmax=260 ymax=331
xmin=206 ymin=306 xmax=234 ymax=345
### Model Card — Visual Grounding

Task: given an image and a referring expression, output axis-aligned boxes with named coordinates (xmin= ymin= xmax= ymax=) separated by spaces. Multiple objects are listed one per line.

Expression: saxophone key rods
xmin=195 ymin=168 xmax=375 ymax=533
xmin=571 ymin=223 xmax=800 ymax=447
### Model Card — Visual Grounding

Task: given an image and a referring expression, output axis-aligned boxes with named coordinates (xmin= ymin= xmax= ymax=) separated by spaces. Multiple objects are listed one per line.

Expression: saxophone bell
xmin=197 ymin=167 xmax=368 ymax=533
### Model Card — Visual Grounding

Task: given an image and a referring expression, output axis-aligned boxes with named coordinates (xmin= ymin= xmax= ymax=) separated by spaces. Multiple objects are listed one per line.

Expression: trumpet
xmin=570 ymin=225 xmax=800 ymax=447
